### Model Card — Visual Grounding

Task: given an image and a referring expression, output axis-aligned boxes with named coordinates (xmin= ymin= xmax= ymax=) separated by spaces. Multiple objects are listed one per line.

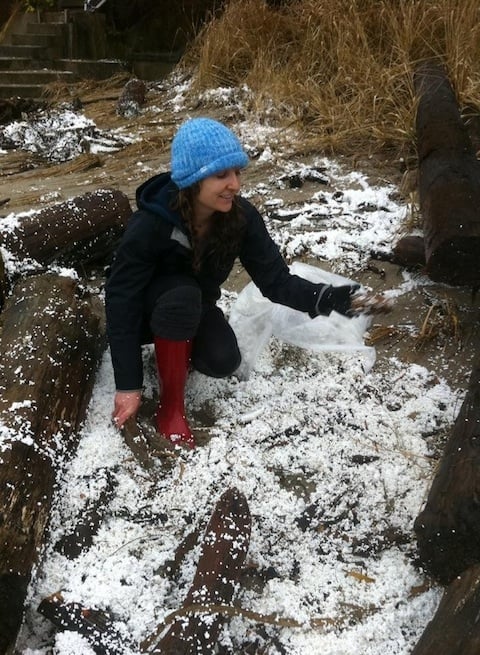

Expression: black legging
xmin=145 ymin=274 xmax=241 ymax=378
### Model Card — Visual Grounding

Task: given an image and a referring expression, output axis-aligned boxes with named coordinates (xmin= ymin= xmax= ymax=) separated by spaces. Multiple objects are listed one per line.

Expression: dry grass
xmin=366 ymin=295 xmax=460 ymax=350
xmin=180 ymin=0 xmax=480 ymax=157
xmin=414 ymin=296 xmax=460 ymax=349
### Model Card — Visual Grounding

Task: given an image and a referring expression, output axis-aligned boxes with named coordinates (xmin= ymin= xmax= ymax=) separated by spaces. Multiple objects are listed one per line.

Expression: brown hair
xmin=174 ymin=184 xmax=246 ymax=273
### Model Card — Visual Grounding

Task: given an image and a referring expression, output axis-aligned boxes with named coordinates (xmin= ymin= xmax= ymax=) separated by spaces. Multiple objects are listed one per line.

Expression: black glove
xmin=310 ymin=283 xmax=360 ymax=318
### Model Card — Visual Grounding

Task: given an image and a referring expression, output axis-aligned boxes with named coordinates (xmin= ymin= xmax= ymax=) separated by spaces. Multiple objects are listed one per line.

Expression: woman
xmin=105 ymin=117 xmax=359 ymax=448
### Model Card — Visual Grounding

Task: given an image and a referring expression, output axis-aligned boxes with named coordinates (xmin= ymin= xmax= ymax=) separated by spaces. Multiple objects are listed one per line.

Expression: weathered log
xmin=39 ymin=488 xmax=250 ymax=654
xmin=0 ymin=273 xmax=105 ymax=654
xmin=392 ymin=235 xmax=426 ymax=267
xmin=414 ymin=60 xmax=480 ymax=287
xmin=38 ymin=593 xmax=134 ymax=655
xmin=414 ymin=359 xmax=480 ymax=584
xmin=0 ymin=188 xmax=131 ymax=267
xmin=412 ymin=564 xmax=480 ymax=655
xmin=0 ymin=248 xmax=7 ymax=311
xmin=142 ymin=487 xmax=251 ymax=654
xmin=54 ymin=467 xmax=119 ymax=560
xmin=370 ymin=235 xmax=426 ymax=268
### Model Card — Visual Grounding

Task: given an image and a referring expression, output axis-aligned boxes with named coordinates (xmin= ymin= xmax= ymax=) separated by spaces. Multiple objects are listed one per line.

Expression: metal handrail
xmin=84 ymin=0 xmax=108 ymax=11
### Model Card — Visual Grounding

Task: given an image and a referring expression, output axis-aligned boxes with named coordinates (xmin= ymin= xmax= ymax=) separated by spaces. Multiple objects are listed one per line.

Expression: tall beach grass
xmin=181 ymin=0 xmax=480 ymax=156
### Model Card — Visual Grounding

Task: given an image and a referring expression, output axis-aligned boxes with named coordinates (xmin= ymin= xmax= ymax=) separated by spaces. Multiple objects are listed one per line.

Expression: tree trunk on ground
xmin=412 ymin=564 xmax=480 ymax=655
xmin=0 ymin=273 xmax=105 ymax=654
xmin=39 ymin=488 xmax=251 ymax=655
xmin=142 ymin=487 xmax=251 ymax=654
xmin=0 ymin=249 xmax=6 ymax=311
xmin=38 ymin=593 xmax=134 ymax=655
xmin=370 ymin=235 xmax=426 ymax=268
xmin=414 ymin=60 xmax=480 ymax=287
xmin=0 ymin=188 xmax=131 ymax=266
xmin=414 ymin=359 xmax=480 ymax=584
xmin=53 ymin=467 xmax=119 ymax=560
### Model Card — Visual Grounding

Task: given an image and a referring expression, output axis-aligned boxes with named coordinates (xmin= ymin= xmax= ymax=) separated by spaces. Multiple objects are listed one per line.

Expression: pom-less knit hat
xmin=171 ymin=117 xmax=249 ymax=189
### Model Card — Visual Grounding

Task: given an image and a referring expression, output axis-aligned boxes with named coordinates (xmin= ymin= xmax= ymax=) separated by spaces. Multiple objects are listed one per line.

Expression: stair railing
xmin=84 ymin=0 xmax=108 ymax=11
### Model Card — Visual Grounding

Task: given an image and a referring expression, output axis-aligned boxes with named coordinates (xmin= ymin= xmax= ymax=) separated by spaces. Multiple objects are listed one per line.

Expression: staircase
xmin=0 ymin=4 xmax=128 ymax=100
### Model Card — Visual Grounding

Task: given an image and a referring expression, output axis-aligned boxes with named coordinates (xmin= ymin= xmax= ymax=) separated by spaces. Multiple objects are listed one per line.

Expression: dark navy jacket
xmin=105 ymin=173 xmax=324 ymax=390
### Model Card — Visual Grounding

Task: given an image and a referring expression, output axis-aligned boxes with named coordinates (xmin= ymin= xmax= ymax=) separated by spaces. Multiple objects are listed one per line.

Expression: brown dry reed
xmin=181 ymin=0 xmax=480 ymax=157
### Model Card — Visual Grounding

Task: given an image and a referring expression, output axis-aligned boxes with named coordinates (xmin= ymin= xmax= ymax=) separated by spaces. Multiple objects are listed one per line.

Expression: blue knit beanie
xmin=171 ymin=117 xmax=249 ymax=189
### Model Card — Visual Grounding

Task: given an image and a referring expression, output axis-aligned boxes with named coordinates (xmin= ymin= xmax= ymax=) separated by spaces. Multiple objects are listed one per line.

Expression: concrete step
xmin=0 ymin=69 xmax=75 ymax=85
xmin=40 ymin=11 xmax=71 ymax=23
xmin=0 ymin=68 xmax=76 ymax=99
xmin=11 ymin=32 xmax=60 ymax=48
xmin=0 ymin=44 xmax=53 ymax=60
xmin=0 ymin=57 xmax=45 ymax=71
xmin=57 ymin=58 xmax=129 ymax=79
xmin=26 ymin=21 xmax=66 ymax=36
xmin=0 ymin=60 xmax=128 ymax=99
xmin=0 ymin=83 xmax=52 ymax=99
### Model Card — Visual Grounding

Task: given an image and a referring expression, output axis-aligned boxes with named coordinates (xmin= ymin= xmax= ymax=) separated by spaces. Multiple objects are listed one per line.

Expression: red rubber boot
xmin=154 ymin=337 xmax=195 ymax=449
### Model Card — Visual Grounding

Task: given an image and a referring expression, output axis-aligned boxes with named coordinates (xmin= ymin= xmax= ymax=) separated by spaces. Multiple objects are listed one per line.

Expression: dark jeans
xmin=144 ymin=274 xmax=241 ymax=378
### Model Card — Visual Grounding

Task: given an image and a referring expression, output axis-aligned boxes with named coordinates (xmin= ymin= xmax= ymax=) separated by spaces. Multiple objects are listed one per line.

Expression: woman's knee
xmin=150 ymin=285 xmax=202 ymax=340
xmin=191 ymin=305 xmax=241 ymax=377
xmin=192 ymin=343 xmax=241 ymax=378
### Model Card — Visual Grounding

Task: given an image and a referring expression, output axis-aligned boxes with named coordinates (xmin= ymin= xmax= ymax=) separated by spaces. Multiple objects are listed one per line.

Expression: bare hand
xmin=112 ymin=390 xmax=142 ymax=429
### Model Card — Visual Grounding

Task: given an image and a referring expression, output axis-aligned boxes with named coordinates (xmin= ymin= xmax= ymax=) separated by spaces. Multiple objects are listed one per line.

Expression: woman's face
xmin=193 ymin=168 xmax=242 ymax=222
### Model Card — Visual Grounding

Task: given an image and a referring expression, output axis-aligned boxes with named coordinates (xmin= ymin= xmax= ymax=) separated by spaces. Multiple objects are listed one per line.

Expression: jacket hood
xmin=135 ymin=172 xmax=184 ymax=227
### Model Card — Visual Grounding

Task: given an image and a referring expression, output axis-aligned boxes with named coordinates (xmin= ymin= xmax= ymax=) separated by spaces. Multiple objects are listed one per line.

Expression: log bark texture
xmin=143 ymin=487 xmax=251 ymax=655
xmin=370 ymin=235 xmax=426 ymax=268
xmin=38 ymin=593 xmax=134 ymax=655
xmin=391 ymin=235 xmax=426 ymax=267
xmin=53 ymin=467 xmax=119 ymax=560
xmin=412 ymin=564 xmax=480 ymax=655
xmin=0 ymin=273 xmax=105 ymax=654
xmin=414 ymin=359 xmax=480 ymax=584
xmin=414 ymin=60 xmax=480 ymax=287
xmin=0 ymin=188 xmax=131 ymax=266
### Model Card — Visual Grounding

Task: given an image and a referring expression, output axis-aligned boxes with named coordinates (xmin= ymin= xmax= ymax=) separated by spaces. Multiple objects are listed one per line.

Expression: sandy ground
xmin=1 ymin=76 xmax=479 ymax=398
xmin=2 ymin=74 xmax=480 ymax=655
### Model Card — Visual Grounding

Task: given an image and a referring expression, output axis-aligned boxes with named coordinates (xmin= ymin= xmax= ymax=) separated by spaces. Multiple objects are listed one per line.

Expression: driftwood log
xmin=0 ymin=273 xmax=105 ymax=654
xmin=39 ymin=488 xmax=251 ymax=654
xmin=0 ymin=188 xmax=131 ymax=268
xmin=53 ymin=467 xmax=119 ymax=560
xmin=142 ymin=487 xmax=251 ymax=654
xmin=0 ymin=249 xmax=6 ymax=311
xmin=371 ymin=235 xmax=426 ymax=268
xmin=38 ymin=593 xmax=135 ymax=655
xmin=412 ymin=564 xmax=480 ymax=655
xmin=414 ymin=60 xmax=480 ymax=287
xmin=414 ymin=358 xmax=480 ymax=584
xmin=391 ymin=235 xmax=426 ymax=267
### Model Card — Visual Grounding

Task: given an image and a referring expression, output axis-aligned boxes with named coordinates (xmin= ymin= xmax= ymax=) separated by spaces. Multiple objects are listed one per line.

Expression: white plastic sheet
xmin=229 ymin=262 xmax=376 ymax=379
